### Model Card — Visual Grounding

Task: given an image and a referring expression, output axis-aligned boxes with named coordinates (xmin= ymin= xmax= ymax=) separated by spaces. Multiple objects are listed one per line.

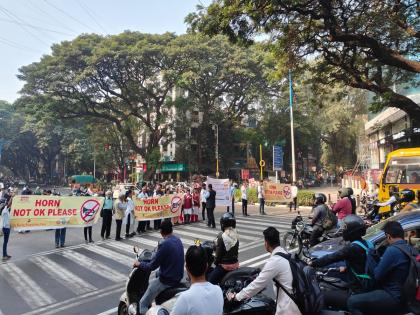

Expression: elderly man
xmin=101 ymin=190 xmax=114 ymax=240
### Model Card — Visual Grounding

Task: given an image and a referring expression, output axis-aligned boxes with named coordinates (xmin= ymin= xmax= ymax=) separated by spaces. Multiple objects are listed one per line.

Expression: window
xmin=384 ymin=156 xmax=420 ymax=184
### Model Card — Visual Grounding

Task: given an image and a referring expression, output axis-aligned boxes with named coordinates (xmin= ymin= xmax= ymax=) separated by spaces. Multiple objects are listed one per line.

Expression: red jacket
xmin=332 ymin=198 xmax=352 ymax=219
xmin=184 ymin=194 xmax=193 ymax=209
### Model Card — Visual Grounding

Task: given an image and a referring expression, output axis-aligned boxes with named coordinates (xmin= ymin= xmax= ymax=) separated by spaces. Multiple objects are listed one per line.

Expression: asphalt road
xmin=0 ymin=206 xmax=305 ymax=315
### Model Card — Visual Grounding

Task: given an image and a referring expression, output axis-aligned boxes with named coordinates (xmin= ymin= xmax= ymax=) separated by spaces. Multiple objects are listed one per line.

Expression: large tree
xmin=186 ymin=0 xmax=420 ymax=124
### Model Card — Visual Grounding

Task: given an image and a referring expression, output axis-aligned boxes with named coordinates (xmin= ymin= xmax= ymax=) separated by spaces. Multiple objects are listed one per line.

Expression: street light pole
xmin=289 ymin=70 xmax=297 ymax=183
xmin=213 ymin=124 xmax=219 ymax=178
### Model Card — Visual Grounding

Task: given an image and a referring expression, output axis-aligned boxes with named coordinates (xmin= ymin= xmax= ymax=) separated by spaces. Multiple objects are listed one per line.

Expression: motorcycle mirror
xmin=133 ymin=245 xmax=139 ymax=253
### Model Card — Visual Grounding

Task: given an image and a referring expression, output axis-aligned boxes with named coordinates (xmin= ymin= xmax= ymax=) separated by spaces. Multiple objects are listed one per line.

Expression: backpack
xmin=273 ymin=252 xmax=324 ymax=315
xmin=393 ymin=244 xmax=420 ymax=314
xmin=322 ymin=205 xmax=337 ymax=230
xmin=350 ymin=240 xmax=380 ymax=291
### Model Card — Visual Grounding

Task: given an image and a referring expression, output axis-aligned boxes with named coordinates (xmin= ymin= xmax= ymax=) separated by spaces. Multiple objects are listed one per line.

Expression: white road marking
xmin=0 ymin=263 xmax=56 ymax=308
xmin=61 ymin=250 xmax=125 ymax=282
xmin=97 ymin=307 xmax=118 ymax=315
xmin=104 ymin=241 xmax=142 ymax=254
xmin=179 ymin=225 xmax=257 ymax=241
xmin=84 ymin=245 xmax=133 ymax=266
xmin=31 ymin=256 xmax=96 ymax=295
xmin=240 ymin=252 xmax=271 ymax=266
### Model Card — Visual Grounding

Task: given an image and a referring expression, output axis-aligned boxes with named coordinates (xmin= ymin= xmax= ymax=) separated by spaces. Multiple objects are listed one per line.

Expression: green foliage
xmin=297 ymin=190 xmax=315 ymax=206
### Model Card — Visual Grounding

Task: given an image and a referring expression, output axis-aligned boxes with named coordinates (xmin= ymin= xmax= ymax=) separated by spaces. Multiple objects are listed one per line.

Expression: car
xmin=309 ymin=210 xmax=420 ymax=259
xmin=112 ymin=183 xmax=139 ymax=199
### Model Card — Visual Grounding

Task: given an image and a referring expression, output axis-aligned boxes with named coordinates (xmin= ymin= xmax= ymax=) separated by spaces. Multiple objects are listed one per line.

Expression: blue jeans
xmin=139 ymin=277 xmax=170 ymax=315
xmin=347 ymin=289 xmax=400 ymax=315
xmin=208 ymin=264 xmax=229 ymax=285
xmin=55 ymin=228 xmax=66 ymax=246
xmin=2 ymin=227 xmax=10 ymax=257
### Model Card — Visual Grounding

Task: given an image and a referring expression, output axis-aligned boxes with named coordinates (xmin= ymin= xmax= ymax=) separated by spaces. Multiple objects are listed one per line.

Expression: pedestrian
xmin=200 ymin=183 xmax=207 ymax=221
xmin=153 ymin=184 xmax=164 ymax=230
xmin=289 ymin=182 xmax=298 ymax=212
xmin=124 ymin=190 xmax=135 ymax=238
xmin=100 ymin=190 xmax=114 ymax=240
xmin=83 ymin=225 xmax=93 ymax=244
xmin=192 ymin=187 xmax=200 ymax=223
xmin=55 ymin=227 xmax=66 ymax=248
xmin=183 ymin=189 xmax=193 ymax=224
xmin=227 ymin=183 xmax=237 ymax=215
xmin=114 ymin=192 xmax=126 ymax=241
xmin=137 ymin=186 xmax=149 ymax=233
xmin=257 ymin=180 xmax=265 ymax=215
xmin=2 ymin=197 xmax=12 ymax=261
xmin=205 ymin=184 xmax=216 ymax=228
xmin=241 ymin=181 xmax=248 ymax=216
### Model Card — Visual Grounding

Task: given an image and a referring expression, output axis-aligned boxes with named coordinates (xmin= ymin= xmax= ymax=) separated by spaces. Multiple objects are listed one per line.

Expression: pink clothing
xmin=332 ymin=198 xmax=352 ymax=219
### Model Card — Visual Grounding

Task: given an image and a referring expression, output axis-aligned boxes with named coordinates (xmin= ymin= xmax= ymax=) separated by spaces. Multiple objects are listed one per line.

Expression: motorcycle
xmin=118 ymin=245 xmax=188 ymax=315
xmin=282 ymin=212 xmax=340 ymax=258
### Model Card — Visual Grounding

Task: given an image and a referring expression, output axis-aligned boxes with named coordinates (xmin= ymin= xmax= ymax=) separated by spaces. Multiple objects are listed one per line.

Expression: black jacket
xmin=206 ymin=190 xmax=216 ymax=209
xmin=312 ymin=239 xmax=369 ymax=293
xmin=312 ymin=204 xmax=327 ymax=227
xmin=214 ymin=232 xmax=239 ymax=265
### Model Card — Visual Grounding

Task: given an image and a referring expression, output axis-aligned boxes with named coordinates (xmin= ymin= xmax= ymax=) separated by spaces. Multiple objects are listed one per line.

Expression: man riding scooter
xmin=133 ymin=219 xmax=184 ymax=315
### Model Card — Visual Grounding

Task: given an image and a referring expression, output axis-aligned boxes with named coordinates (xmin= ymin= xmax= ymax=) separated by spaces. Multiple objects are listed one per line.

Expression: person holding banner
xmin=153 ymin=184 xmax=164 ymax=230
xmin=124 ymin=190 xmax=135 ymax=238
xmin=205 ymin=184 xmax=216 ymax=229
xmin=114 ymin=193 xmax=126 ymax=241
xmin=192 ymin=187 xmax=201 ymax=223
xmin=183 ymin=189 xmax=193 ymax=224
xmin=2 ymin=197 xmax=12 ymax=261
xmin=101 ymin=190 xmax=114 ymax=240
xmin=258 ymin=180 xmax=266 ymax=215
xmin=200 ymin=183 xmax=207 ymax=221
xmin=136 ymin=186 xmax=149 ymax=233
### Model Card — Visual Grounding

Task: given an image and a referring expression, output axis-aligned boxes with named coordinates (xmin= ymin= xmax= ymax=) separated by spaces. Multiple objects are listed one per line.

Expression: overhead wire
xmin=77 ymin=0 xmax=107 ymax=33
xmin=43 ymin=0 xmax=97 ymax=32
xmin=0 ymin=17 xmax=73 ymax=36
xmin=0 ymin=5 xmax=49 ymax=45
xmin=0 ymin=35 xmax=42 ymax=53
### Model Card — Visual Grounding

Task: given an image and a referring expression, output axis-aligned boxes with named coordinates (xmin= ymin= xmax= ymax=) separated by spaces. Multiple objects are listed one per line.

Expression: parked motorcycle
xmin=282 ymin=213 xmax=340 ymax=258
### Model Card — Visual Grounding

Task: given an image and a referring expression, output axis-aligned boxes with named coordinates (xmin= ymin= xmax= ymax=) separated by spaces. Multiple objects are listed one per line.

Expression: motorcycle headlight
xmin=296 ymin=221 xmax=305 ymax=232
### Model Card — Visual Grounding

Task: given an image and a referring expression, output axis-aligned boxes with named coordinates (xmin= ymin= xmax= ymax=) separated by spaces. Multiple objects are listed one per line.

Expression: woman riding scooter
xmin=208 ymin=212 xmax=239 ymax=284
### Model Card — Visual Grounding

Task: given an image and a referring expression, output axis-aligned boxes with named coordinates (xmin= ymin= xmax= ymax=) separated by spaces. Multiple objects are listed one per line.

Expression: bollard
xmin=328 ymin=194 xmax=331 ymax=204
xmin=356 ymin=194 xmax=360 ymax=207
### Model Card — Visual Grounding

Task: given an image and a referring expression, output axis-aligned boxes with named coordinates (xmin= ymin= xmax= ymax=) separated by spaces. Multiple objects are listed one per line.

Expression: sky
xmin=0 ymin=0 xmax=209 ymax=103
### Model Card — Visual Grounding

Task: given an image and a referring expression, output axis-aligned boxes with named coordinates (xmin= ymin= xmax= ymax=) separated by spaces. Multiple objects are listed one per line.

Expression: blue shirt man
xmin=135 ymin=219 xmax=184 ymax=315
xmin=347 ymin=221 xmax=412 ymax=315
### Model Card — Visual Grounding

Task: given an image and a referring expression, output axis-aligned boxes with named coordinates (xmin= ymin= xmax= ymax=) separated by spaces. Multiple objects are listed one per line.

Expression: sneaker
xmin=101 ymin=237 xmax=105 ymax=241
xmin=2 ymin=256 xmax=10 ymax=261
xmin=115 ymin=237 xmax=122 ymax=241
xmin=55 ymin=244 xmax=59 ymax=248
xmin=125 ymin=233 xmax=130 ymax=238
xmin=6 ymin=255 xmax=11 ymax=259
xmin=106 ymin=236 xmax=111 ymax=240
xmin=60 ymin=244 xmax=65 ymax=248
xmin=89 ymin=240 xmax=94 ymax=243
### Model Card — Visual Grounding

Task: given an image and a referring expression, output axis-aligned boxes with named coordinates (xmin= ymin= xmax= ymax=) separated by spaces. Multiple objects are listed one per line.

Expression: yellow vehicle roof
xmin=387 ymin=147 xmax=420 ymax=159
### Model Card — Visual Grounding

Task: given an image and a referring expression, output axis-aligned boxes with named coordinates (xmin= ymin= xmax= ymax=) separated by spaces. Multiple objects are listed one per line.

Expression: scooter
xmin=118 ymin=244 xmax=188 ymax=315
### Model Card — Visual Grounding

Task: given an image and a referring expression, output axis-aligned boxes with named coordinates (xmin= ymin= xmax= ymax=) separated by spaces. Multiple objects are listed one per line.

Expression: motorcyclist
xmin=310 ymin=215 xmax=371 ymax=310
xmin=310 ymin=193 xmax=329 ymax=246
xmin=332 ymin=188 xmax=352 ymax=227
xmin=400 ymin=189 xmax=418 ymax=212
xmin=375 ymin=186 xmax=399 ymax=212
xmin=208 ymin=212 xmax=239 ymax=284
xmin=346 ymin=187 xmax=357 ymax=214
xmin=134 ymin=219 xmax=184 ymax=315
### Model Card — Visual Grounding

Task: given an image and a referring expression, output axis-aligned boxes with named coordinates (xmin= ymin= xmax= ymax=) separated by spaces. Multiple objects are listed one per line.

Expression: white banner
xmin=206 ymin=177 xmax=231 ymax=207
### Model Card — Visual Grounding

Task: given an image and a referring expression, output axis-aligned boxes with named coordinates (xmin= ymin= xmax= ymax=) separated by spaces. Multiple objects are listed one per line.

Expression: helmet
xmin=400 ymin=189 xmax=415 ymax=203
xmin=347 ymin=187 xmax=354 ymax=196
xmin=220 ymin=212 xmax=236 ymax=231
xmin=313 ymin=193 xmax=327 ymax=205
xmin=340 ymin=188 xmax=351 ymax=198
xmin=342 ymin=215 xmax=366 ymax=241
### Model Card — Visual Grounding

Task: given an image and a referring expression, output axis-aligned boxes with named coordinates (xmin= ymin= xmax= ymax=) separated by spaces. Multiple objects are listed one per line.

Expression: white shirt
xmin=236 ymin=246 xmax=301 ymax=315
xmin=171 ymin=282 xmax=223 ymax=315
xmin=291 ymin=186 xmax=298 ymax=198
xmin=241 ymin=186 xmax=248 ymax=200
xmin=2 ymin=207 xmax=10 ymax=228
xmin=257 ymin=185 xmax=264 ymax=199
xmin=376 ymin=195 xmax=397 ymax=207
xmin=200 ymin=189 xmax=207 ymax=203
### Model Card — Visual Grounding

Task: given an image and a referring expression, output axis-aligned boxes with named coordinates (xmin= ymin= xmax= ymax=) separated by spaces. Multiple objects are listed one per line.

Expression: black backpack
xmin=393 ymin=244 xmax=420 ymax=314
xmin=273 ymin=252 xmax=324 ymax=315
xmin=350 ymin=240 xmax=380 ymax=292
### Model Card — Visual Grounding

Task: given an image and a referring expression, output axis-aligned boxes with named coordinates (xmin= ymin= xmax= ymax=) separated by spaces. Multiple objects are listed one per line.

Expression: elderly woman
xmin=114 ymin=192 xmax=126 ymax=241
xmin=100 ymin=190 xmax=114 ymax=240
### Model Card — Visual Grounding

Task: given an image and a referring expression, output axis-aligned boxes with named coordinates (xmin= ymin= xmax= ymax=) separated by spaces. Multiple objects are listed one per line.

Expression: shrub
xmin=297 ymin=190 xmax=315 ymax=206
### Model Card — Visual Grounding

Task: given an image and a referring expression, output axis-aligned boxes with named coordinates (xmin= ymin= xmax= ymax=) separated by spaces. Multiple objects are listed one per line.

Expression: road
xmin=0 ymin=208 xmax=304 ymax=315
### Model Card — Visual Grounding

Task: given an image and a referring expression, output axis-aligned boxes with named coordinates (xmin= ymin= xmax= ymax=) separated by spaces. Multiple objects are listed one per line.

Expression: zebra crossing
xmin=0 ymin=213 xmax=296 ymax=315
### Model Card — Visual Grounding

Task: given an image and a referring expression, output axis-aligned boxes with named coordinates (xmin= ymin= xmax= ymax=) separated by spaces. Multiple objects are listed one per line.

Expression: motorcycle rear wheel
xmin=282 ymin=231 xmax=302 ymax=255
xmin=118 ymin=301 xmax=127 ymax=315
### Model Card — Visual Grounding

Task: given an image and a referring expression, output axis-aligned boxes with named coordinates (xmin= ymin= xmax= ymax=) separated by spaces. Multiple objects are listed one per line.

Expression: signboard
xmin=10 ymin=196 xmax=104 ymax=230
xmin=273 ymin=146 xmax=283 ymax=171
xmin=133 ymin=194 xmax=183 ymax=221
xmin=206 ymin=177 xmax=231 ymax=206
xmin=241 ymin=169 xmax=250 ymax=180
xmin=263 ymin=182 xmax=293 ymax=203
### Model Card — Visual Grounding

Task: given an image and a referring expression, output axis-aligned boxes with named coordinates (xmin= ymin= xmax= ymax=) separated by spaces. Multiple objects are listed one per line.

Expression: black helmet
xmin=347 ymin=187 xmax=354 ymax=196
xmin=400 ymin=189 xmax=415 ymax=203
xmin=220 ymin=212 xmax=236 ymax=231
xmin=314 ymin=193 xmax=327 ymax=205
xmin=342 ymin=215 xmax=366 ymax=241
